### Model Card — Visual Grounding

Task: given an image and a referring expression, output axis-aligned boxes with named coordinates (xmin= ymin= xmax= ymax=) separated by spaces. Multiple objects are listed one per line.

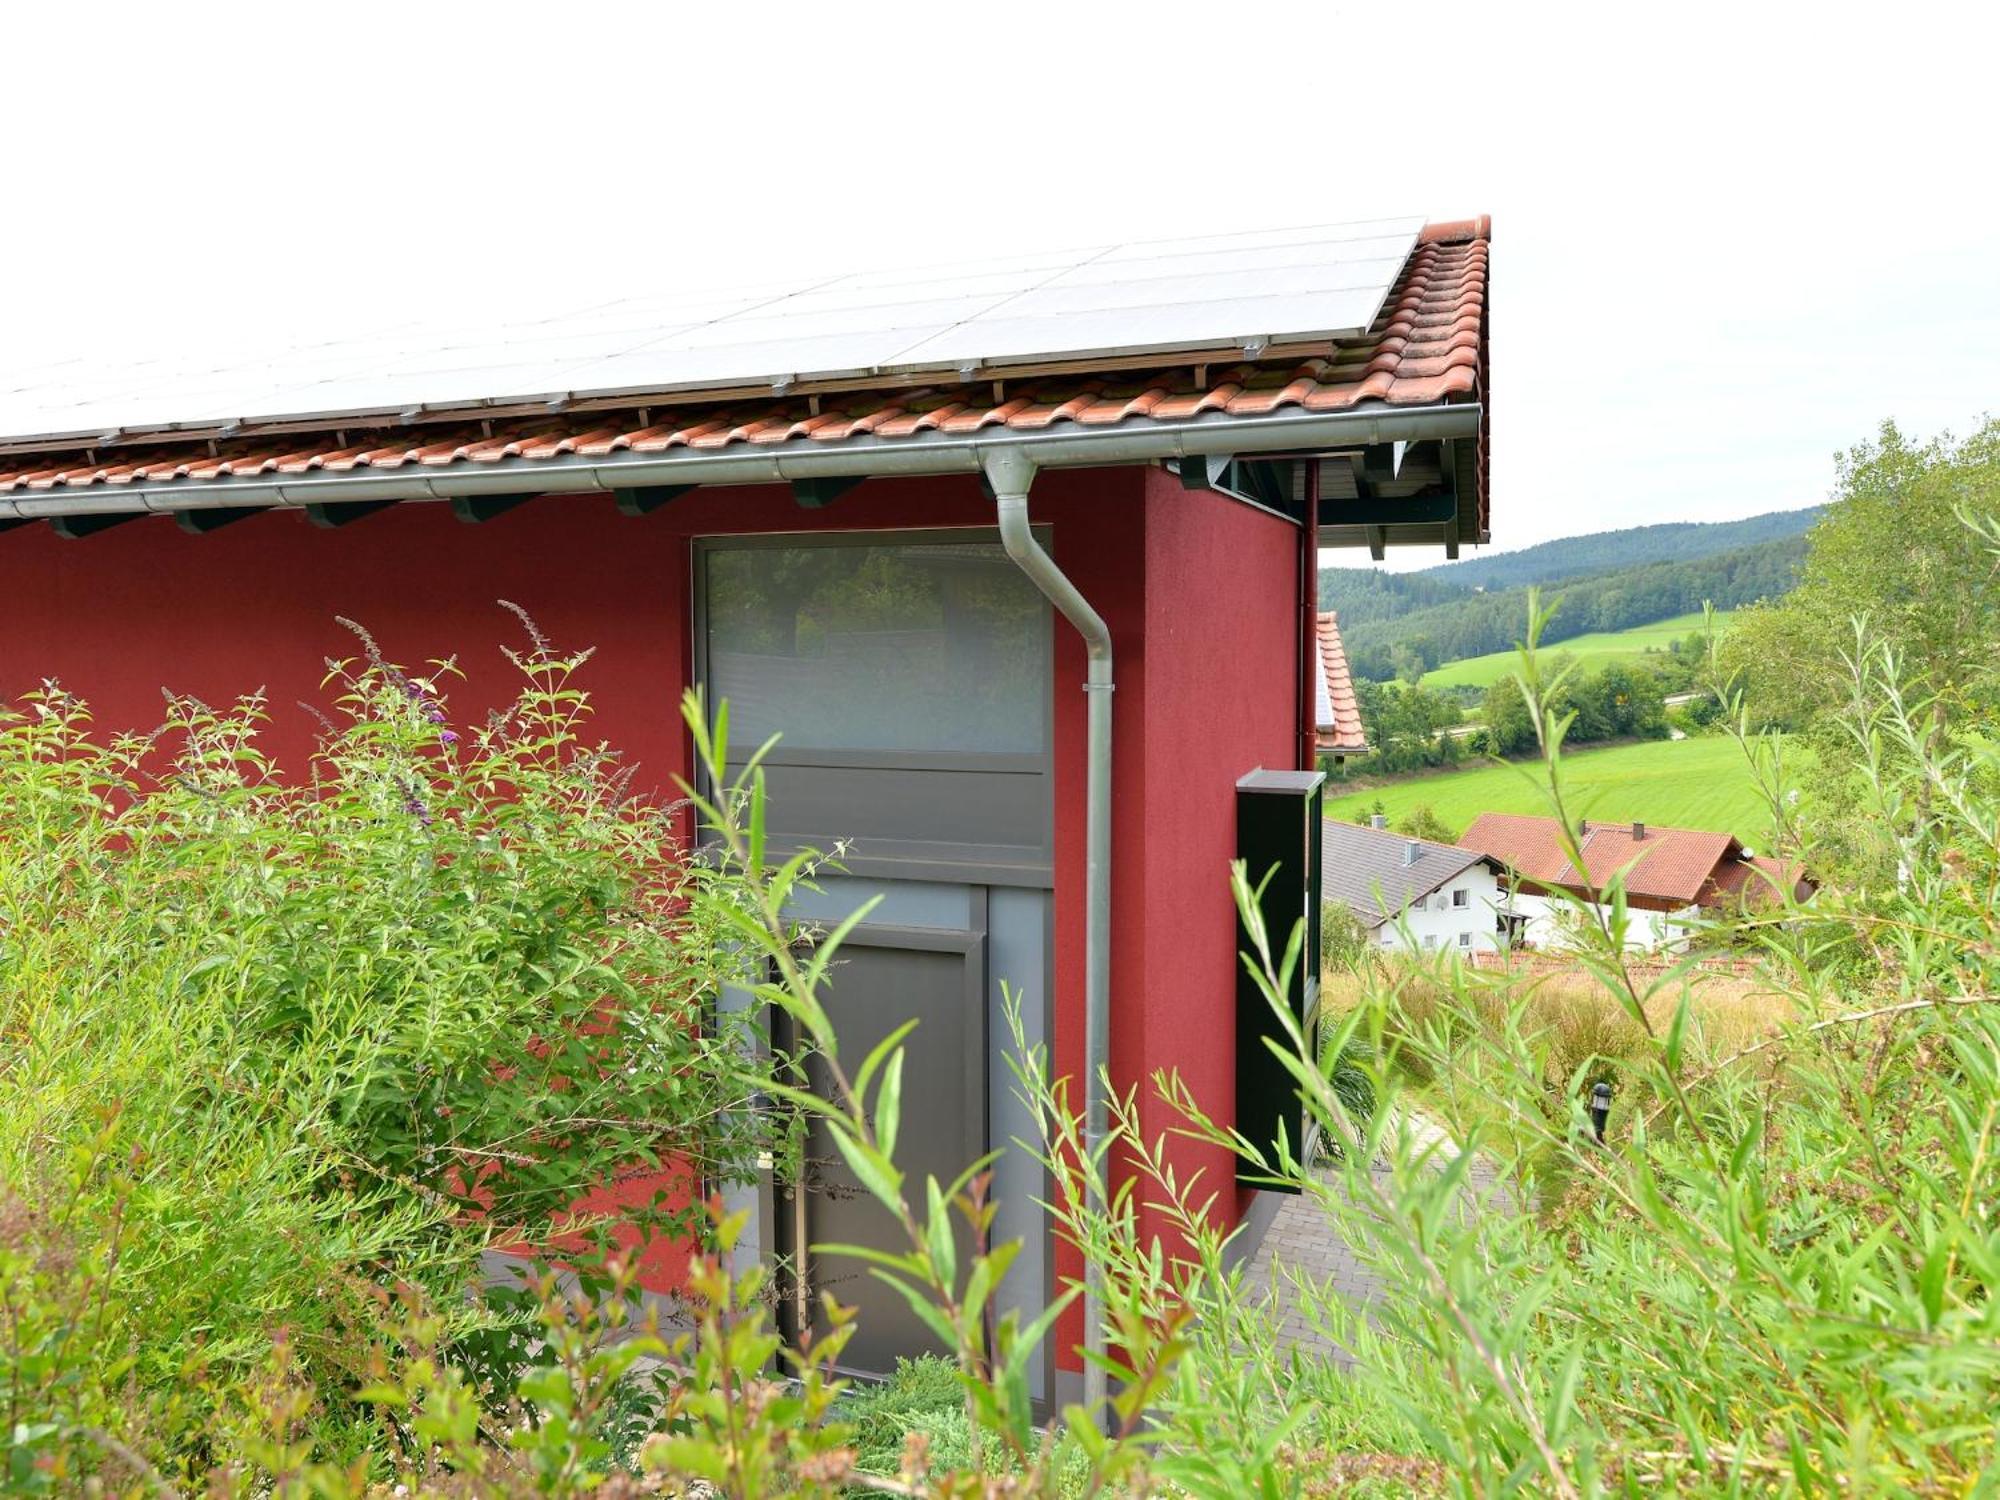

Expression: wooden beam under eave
xmin=306 ymin=499 xmax=400 ymax=529
xmin=1366 ymin=524 xmax=1386 ymax=562
xmin=614 ymin=484 xmax=696 ymax=517
xmin=50 ymin=512 xmax=146 ymax=540
xmin=451 ymin=493 xmax=542 ymax=525
xmin=1174 ymin=452 xmax=1233 ymax=492
xmin=791 ymin=476 xmax=863 ymax=509
xmin=175 ymin=506 xmax=271 ymax=534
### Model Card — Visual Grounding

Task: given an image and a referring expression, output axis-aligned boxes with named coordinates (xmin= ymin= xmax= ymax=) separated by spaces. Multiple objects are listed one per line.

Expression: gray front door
xmin=698 ymin=530 xmax=1053 ymax=1389
xmin=796 ymin=926 xmax=986 ymax=1373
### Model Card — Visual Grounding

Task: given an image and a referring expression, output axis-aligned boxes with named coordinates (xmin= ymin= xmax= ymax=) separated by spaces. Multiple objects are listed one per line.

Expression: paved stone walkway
xmin=1239 ymin=1136 xmax=1509 ymax=1366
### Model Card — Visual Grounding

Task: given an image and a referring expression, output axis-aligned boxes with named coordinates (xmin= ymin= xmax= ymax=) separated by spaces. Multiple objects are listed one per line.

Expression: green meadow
xmin=1325 ymin=733 xmax=1788 ymax=842
xmin=1418 ymin=611 xmax=1733 ymax=692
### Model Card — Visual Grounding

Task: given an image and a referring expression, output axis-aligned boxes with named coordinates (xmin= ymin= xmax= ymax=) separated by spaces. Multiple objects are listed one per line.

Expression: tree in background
xmin=1352 ymin=679 xmax=1462 ymax=775
xmin=1390 ymin=639 xmax=1428 ymax=685
xmin=1726 ymin=419 xmax=2000 ymax=739
xmin=1478 ymin=654 xmax=1668 ymax=759
xmin=1568 ymin=661 xmax=1669 ymax=743
xmin=1724 ymin=420 xmax=2000 ymax=881
xmin=1479 ymin=669 xmax=1542 ymax=757
xmin=1392 ymin=803 xmax=1459 ymax=844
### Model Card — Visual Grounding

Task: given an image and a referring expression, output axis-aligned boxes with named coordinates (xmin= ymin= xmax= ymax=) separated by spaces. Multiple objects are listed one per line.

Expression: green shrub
xmin=1319 ymin=899 xmax=1371 ymax=972
xmin=0 ymin=619 xmax=770 ymax=1470
xmin=839 ymin=1355 xmax=969 ymax=1479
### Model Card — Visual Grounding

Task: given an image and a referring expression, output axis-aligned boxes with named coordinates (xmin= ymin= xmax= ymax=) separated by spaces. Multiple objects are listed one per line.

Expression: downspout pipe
xmin=982 ymin=448 xmax=1112 ymax=1418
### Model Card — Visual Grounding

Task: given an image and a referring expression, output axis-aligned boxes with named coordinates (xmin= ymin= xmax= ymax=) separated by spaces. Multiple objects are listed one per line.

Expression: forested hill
xmin=1299 ymin=567 xmax=1466 ymax=630
xmin=1326 ymin=535 xmax=1806 ymax=682
xmin=1415 ymin=507 xmax=1821 ymax=592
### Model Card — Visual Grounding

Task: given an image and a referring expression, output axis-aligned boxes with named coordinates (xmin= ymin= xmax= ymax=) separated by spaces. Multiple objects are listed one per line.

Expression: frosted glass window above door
xmin=703 ymin=537 xmax=1050 ymax=758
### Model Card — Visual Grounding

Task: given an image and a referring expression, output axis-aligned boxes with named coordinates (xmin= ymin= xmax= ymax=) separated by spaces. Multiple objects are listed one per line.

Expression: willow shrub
xmin=1109 ymin=595 xmax=2000 ymax=1495
xmin=0 ymin=616 xmax=770 ymax=1471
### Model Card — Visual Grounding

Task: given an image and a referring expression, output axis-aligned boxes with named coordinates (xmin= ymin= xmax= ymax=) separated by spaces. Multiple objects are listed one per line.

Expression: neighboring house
xmin=1314 ymin=610 xmax=1369 ymax=759
xmin=1458 ymin=812 xmax=1811 ymax=952
xmin=0 ymin=215 xmax=1492 ymax=1399
xmin=1323 ymin=814 xmax=1509 ymax=955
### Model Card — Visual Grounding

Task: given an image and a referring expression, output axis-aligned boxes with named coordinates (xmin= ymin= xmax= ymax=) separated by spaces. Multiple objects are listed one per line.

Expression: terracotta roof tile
xmin=1315 ymin=611 xmax=1368 ymax=755
xmin=1458 ymin=813 xmax=1764 ymax=908
xmin=1705 ymin=854 xmax=1814 ymax=907
xmin=0 ymin=220 xmax=1491 ymax=501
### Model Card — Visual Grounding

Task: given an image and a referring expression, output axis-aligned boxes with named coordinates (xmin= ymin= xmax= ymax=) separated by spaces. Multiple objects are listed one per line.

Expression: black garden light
xmin=1589 ymin=1081 xmax=1613 ymax=1143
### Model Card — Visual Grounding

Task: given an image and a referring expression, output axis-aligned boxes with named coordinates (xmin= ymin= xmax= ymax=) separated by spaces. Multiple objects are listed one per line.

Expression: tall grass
xmin=1324 ymin=962 xmax=1790 ymax=1105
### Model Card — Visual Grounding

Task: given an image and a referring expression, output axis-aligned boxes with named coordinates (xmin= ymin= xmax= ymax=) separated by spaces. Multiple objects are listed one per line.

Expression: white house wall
xmin=1366 ymin=864 xmax=1506 ymax=956
xmin=1508 ymin=891 xmax=1699 ymax=953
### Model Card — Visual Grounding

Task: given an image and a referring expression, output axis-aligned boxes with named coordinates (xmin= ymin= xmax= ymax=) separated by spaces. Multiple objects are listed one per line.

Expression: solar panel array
xmin=0 ymin=216 xmax=1424 ymax=445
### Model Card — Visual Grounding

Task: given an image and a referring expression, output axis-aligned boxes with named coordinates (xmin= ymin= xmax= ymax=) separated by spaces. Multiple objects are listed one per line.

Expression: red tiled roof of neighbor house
xmin=0 ymin=220 xmax=1491 ymax=501
xmin=1458 ymin=812 xmax=1775 ymax=910
xmin=1705 ymin=853 xmax=1813 ymax=907
xmin=1314 ymin=611 xmax=1368 ymax=755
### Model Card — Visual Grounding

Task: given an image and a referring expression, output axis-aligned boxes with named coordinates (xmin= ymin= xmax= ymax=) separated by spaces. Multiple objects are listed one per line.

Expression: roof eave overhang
xmin=0 ymin=400 xmax=1481 ymax=521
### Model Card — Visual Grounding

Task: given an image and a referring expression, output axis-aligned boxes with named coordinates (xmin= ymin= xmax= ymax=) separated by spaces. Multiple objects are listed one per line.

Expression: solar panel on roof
xmin=0 ymin=215 xmax=1424 ymax=444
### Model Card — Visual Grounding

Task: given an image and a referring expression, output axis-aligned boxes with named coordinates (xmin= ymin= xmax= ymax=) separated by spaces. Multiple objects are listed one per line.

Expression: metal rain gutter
xmin=981 ymin=447 xmax=1114 ymax=1418
xmin=0 ymin=402 xmax=1480 ymax=520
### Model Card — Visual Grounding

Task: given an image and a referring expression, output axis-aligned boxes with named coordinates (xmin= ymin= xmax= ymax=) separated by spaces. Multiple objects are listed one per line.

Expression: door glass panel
xmin=705 ymin=540 xmax=1048 ymax=756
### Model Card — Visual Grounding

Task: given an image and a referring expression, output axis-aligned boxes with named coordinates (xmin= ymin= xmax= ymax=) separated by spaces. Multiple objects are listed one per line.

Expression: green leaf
xmin=825 ymin=1120 xmax=904 ymax=1209
xmin=517 ymin=1365 xmax=573 ymax=1413
xmin=876 ymin=1047 xmax=905 ymax=1162
xmin=853 ymin=1019 xmax=918 ymax=1110
xmin=924 ymin=1175 xmax=956 ymax=1289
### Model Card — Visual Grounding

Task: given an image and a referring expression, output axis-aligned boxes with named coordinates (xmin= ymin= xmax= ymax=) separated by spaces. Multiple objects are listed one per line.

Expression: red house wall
xmin=1137 ymin=468 xmax=1303 ymax=1225
xmin=0 ymin=465 xmax=1304 ymax=1349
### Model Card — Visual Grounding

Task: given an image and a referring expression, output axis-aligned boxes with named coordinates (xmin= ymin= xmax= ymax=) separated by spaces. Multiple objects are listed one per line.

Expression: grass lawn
xmin=1325 ymin=733 xmax=1788 ymax=841
xmin=1419 ymin=611 xmax=1733 ymax=692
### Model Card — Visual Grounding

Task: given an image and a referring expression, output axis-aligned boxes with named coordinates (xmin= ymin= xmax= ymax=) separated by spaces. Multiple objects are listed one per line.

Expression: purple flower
xmin=439 ymin=730 xmax=459 ymax=747
xmin=401 ymin=778 xmax=433 ymax=827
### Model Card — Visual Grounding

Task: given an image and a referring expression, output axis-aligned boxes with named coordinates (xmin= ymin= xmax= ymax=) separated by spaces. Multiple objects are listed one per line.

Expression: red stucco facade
xmin=0 ymin=466 xmax=1308 ymax=1362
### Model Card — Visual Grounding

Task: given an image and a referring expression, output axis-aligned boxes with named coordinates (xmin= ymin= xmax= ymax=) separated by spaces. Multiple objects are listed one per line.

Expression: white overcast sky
xmin=5 ymin=1 xmax=1995 ymax=566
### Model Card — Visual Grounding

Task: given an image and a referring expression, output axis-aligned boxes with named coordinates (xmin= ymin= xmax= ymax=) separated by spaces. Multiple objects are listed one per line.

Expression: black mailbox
xmin=1235 ymin=768 xmax=1325 ymax=1189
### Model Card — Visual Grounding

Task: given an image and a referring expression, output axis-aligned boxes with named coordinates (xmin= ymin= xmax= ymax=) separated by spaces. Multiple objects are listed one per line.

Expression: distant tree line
xmin=1474 ymin=658 xmax=1671 ymax=756
xmin=1339 ymin=651 xmax=1680 ymax=778
xmin=1311 ymin=567 xmax=1467 ymax=630
xmin=1411 ymin=506 xmax=1821 ymax=592
xmin=1333 ymin=537 xmax=1804 ymax=682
